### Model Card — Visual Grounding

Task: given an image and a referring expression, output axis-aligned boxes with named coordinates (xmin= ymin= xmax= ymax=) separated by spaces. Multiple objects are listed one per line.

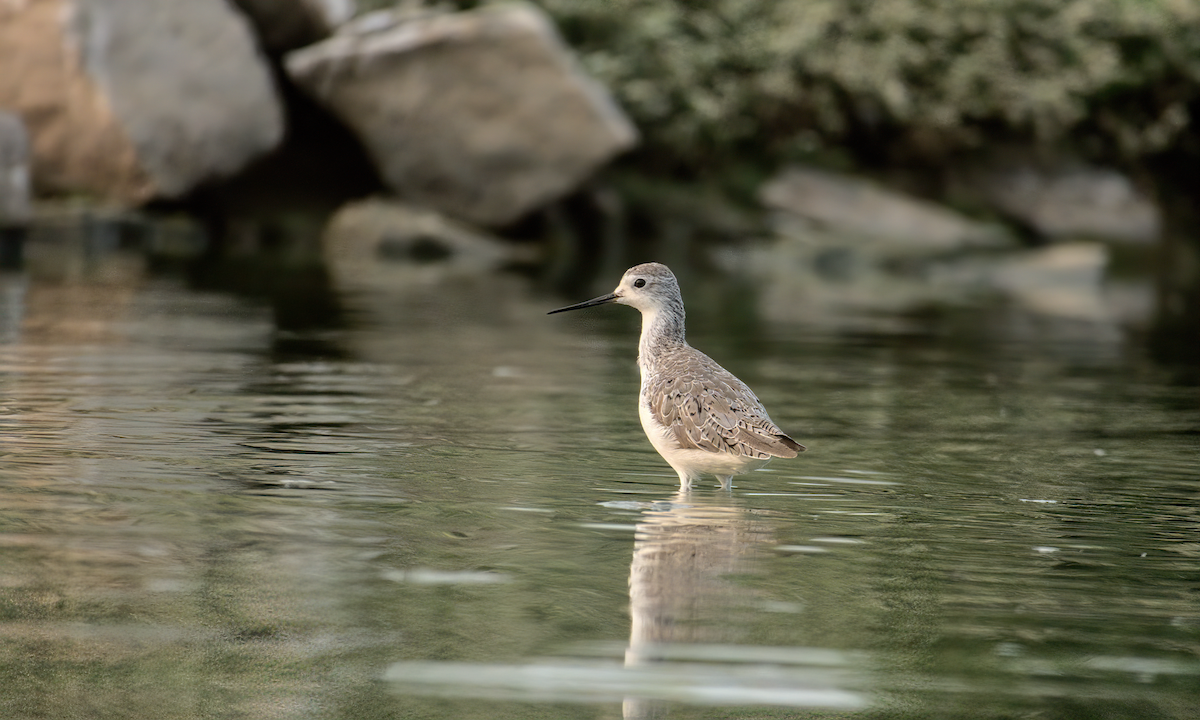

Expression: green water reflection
xmin=0 ymin=258 xmax=1196 ymax=720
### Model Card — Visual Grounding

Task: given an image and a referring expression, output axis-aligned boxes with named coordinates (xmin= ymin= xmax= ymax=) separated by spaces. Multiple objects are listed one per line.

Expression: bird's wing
xmin=647 ymin=352 xmax=804 ymax=459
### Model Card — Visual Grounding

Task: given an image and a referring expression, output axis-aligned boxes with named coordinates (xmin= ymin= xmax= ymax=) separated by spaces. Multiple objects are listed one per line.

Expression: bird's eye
xmin=633 ymin=278 xmax=646 ymax=288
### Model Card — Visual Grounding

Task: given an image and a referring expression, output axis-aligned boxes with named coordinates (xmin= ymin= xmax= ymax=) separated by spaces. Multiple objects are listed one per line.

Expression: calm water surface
xmin=0 ymin=255 xmax=1197 ymax=720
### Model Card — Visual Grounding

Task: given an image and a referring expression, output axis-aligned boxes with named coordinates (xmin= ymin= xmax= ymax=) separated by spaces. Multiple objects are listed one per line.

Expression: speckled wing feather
xmin=647 ymin=348 xmax=804 ymax=459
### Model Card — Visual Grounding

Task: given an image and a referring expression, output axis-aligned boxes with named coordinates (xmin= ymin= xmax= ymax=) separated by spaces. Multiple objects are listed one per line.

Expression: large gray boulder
xmin=230 ymin=0 xmax=356 ymax=54
xmin=0 ymin=112 xmax=31 ymax=225
xmin=0 ymin=0 xmax=283 ymax=204
xmin=286 ymin=3 xmax=638 ymax=227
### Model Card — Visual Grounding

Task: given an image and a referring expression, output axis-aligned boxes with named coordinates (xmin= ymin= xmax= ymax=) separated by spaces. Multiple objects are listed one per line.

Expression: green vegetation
xmin=360 ymin=0 xmax=1200 ymax=175
xmin=542 ymin=0 xmax=1200 ymax=170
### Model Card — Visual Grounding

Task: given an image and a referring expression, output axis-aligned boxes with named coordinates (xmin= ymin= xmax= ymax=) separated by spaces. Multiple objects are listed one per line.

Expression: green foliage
xmin=535 ymin=0 xmax=1200 ymax=169
xmin=355 ymin=1 xmax=1200 ymax=173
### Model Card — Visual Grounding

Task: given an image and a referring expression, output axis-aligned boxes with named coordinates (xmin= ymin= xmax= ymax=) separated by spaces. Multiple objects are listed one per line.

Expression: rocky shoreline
xmin=0 ymin=1 xmax=1193 ymax=351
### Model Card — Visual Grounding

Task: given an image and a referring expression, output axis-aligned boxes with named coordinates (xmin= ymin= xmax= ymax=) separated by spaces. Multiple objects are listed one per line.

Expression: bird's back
xmin=641 ymin=344 xmax=804 ymax=460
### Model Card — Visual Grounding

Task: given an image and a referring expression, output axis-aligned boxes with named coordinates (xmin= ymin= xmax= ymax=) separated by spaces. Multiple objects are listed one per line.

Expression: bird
xmin=548 ymin=262 xmax=804 ymax=489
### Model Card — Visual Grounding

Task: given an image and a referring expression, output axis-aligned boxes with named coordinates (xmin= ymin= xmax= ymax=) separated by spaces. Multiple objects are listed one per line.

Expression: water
xmin=0 ymin=247 xmax=1197 ymax=720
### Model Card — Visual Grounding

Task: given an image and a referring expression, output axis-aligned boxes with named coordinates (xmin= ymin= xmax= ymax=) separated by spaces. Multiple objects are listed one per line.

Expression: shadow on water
xmin=0 ymin=215 xmax=1197 ymax=719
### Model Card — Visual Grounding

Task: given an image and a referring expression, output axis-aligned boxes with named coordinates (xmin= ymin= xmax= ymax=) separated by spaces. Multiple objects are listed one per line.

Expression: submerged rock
xmin=761 ymin=166 xmax=1008 ymax=252
xmin=0 ymin=0 xmax=283 ymax=204
xmin=286 ymin=2 xmax=638 ymax=227
xmin=719 ymin=231 xmax=1125 ymax=330
xmin=230 ymin=0 xmax=356 ymax=54
xmin=0 ymin=112 xmax=31 ymax=225
xmin=988 ymin=242 xmax=1110 ymax=319
xmin=323 ymin=198 xmax=535 ymax=289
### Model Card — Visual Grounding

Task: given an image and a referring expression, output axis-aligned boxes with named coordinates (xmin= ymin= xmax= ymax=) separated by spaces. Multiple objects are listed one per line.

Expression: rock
xmin=323 ymin=197 xmax=536 ymax=289
xmin=988 ymin=242 xmax=1110 ymax=320
xmin=286 ymin=3 xmax=638 ymax=227
xmin=0 ymin=0 xmax=283 ymax=204
xmin=717 ymin=235 xmax=1124 ymax=332
xmin=0 ymin=112 xmax=31 ymax=225
xmin=760 ymin=166 xmax=1008 ymax=252
xmin=977 ymin=164 xmax=1160 ymax=243
xmin=230 ymin=0 xmax=355 ymax=54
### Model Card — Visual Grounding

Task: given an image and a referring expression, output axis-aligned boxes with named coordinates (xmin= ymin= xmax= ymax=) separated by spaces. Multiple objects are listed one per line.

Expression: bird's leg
xmin=676 ymin=470 xmax=694 ymax=491
xmin=716 ymin=475 xmax=734 ymax=490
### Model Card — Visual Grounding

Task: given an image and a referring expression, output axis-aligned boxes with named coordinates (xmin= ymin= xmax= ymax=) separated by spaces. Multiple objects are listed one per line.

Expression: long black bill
xmin=547 ymin=293 xmax=619 ymax=315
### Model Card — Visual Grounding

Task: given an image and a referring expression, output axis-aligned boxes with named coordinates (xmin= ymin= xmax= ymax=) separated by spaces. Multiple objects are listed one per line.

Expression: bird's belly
xmin=638 ymin=397 xmax=771 ymax=478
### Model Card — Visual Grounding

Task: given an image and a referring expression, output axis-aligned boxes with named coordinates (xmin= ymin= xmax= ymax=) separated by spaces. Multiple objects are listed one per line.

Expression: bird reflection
xmin=623 ymin=491 xmax=774 ymax=719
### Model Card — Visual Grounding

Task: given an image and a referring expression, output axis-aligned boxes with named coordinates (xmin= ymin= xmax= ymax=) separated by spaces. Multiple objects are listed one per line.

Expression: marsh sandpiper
xmin=549 ymin=262 xmax=804 ymax=489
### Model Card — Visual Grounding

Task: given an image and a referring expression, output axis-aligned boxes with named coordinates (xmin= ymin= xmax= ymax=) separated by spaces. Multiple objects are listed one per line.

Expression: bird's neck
xmin=637 ymin=304 xmax=686 ymax=368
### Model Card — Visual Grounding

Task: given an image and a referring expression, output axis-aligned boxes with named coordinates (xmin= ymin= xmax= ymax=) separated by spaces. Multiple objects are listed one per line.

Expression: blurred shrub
xmin=355 ymin=0 xmax=1200 ymax=174
xmin=543 ymin=0 xmax=1199 ymax=168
